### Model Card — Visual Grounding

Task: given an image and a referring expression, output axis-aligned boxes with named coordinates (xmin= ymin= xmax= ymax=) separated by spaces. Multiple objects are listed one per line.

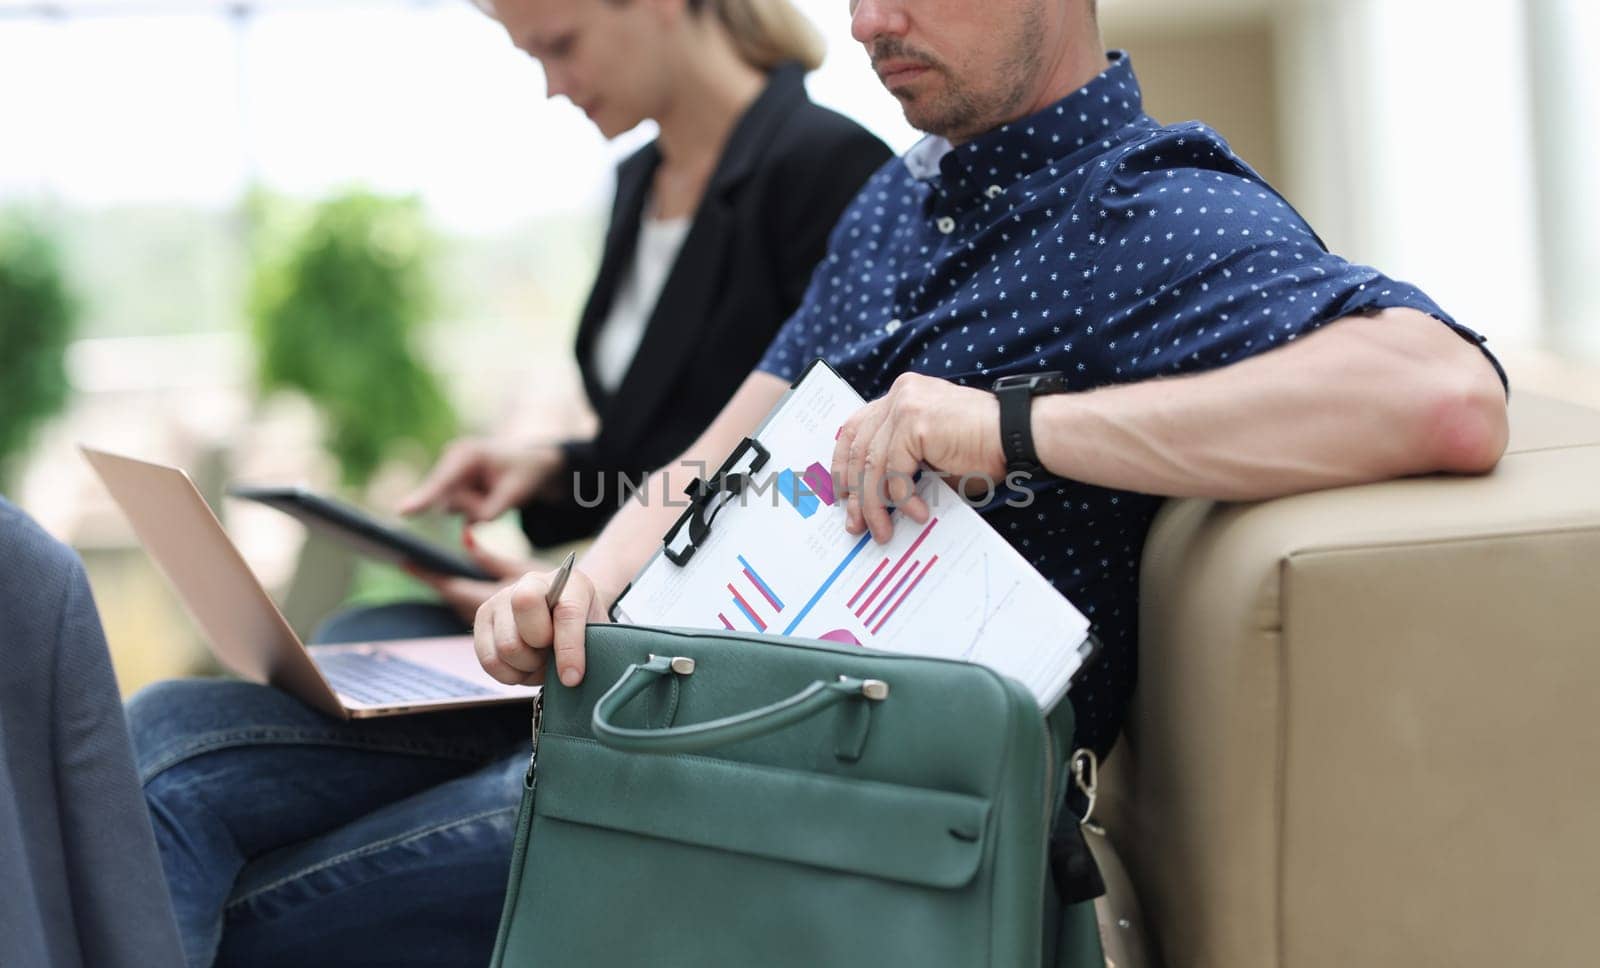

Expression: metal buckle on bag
xmin=1071 ymin=747 xmax=1100 ymax=831
xmin=525 ymin=691 xmax=544 ymax=787
xmin=647 ymin=654 xmax=697 ymax=676
xmin=837 ymin=675 xmax=889 ymax=701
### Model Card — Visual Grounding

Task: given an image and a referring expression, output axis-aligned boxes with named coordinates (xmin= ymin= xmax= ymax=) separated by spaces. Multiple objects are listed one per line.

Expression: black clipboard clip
xmin=661 ymin=436 xmax=771 ymax=566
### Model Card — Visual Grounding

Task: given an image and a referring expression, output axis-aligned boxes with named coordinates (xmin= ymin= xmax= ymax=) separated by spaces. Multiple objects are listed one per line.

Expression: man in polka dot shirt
xmin=481 ymin=0 xmax=1509 ymax=762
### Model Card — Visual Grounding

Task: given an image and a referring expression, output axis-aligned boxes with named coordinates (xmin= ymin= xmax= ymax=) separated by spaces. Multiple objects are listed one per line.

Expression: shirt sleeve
xmin=1082 ymin=127 xmax=1507 ymax=390
xmin=755 ymin=281 xmax=823 ymax=383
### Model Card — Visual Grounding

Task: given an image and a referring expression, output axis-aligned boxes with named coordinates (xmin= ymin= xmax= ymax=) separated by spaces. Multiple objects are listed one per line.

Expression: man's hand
xmin=472 ymin=563 xmax=608 ymax=687
xmin=831 ymin=373 xmax=1007 ymax=543
xmin=398 ymin=438 xmax=565 ymax=523
xmin=405 ymin=527 xmax=555 ymax=623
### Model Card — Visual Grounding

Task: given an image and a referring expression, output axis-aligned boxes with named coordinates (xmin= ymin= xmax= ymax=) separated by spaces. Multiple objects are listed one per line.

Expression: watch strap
xmin=996 ymin=383 xmax=1040 ymax=474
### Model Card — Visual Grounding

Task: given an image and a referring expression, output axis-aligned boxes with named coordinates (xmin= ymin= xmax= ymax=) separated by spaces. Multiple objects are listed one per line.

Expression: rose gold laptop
xmin=81 ymin=447 xmax=539 ymax=718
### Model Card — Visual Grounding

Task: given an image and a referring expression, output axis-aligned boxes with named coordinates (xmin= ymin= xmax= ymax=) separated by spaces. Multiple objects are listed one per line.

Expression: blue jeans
xmin=126 ymin=603 xmax=530 ymax=967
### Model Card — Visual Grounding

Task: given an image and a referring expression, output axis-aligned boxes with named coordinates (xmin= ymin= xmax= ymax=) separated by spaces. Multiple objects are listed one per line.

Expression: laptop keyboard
xmin=312 ymin=650 xmax=496 ymax=706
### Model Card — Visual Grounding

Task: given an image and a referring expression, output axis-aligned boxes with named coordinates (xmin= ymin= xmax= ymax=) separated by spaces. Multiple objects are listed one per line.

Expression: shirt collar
xmin=902 ymin=50 xmax=1143 ymax=188
xmin=903 ymin=134 xmax=953 ymax=181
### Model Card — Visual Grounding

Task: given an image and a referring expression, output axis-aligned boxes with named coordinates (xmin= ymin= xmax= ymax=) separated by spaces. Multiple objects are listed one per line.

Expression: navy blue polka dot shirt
xmin=756 ymin=51 xmax=1501 ymax=757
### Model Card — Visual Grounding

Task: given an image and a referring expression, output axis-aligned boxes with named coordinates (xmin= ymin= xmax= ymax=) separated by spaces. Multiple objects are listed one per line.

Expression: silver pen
xmin=544 ymin=550 xmax=577 ymax=610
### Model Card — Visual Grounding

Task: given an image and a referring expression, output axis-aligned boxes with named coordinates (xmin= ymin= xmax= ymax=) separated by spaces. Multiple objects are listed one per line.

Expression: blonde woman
xmin=397 ymin=0 xmax=893 ymax=595
xmin=124 ymin=2 xmax=886 ymax=964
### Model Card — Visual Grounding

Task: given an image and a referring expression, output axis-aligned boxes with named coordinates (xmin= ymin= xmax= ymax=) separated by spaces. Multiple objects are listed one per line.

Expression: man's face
xmin=850 ymin=0 xmax=1054 ymax=143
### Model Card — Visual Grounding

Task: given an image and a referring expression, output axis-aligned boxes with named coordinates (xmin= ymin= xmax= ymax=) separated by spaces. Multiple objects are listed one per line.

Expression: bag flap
xmin=536 ymin=734 xmax=992 ymax=890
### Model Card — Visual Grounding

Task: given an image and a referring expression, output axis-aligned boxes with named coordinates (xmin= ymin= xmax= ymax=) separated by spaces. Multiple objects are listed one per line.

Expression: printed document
xmin=610 ymin=361 xmax=1095 ymax=710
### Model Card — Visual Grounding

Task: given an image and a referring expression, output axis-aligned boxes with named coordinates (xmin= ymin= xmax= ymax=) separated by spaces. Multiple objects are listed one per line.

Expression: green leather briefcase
xmin=490 ymin=623 xmax=1103 ymax=968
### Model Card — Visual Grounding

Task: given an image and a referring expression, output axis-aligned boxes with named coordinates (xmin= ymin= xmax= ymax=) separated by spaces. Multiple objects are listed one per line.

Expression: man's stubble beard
xmin=890 ymin=0 xmax=1048 ymax=142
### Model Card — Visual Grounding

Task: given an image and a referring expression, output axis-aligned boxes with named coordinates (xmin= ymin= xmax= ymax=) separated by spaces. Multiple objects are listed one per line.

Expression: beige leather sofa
xmin=1097 ymin=392 xmax=1600 ymax=967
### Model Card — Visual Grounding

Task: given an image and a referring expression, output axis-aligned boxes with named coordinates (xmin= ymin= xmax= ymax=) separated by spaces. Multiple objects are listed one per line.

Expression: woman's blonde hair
xmin=692 ymin=0 xmax=825 ymax=72
xmin=472 ymin=0 xmax=825 ymax=73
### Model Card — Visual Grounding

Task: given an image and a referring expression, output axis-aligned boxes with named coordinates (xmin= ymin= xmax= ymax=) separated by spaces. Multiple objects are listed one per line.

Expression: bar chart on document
xmin=612 ymin=362 xmax=1094 ymax=710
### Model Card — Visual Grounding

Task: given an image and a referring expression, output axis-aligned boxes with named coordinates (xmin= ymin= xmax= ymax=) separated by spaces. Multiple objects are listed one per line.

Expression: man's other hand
xmin=472 ymin=564 xmax=608 ymax=688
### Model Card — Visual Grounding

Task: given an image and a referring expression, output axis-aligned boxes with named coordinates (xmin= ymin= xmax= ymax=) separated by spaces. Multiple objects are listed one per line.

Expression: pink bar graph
xmin=864 ymin=559 xmax=918 ymax=628
xmin=744 ymin=569 xmax=782 ymax=611
xmin=728 ymin=584 xmax=767 ymax=631
xmin=847 ymin=557 xmax=888 ymax=608
xmin=872 ymin=555 xmax=938 ymax=635
xmin=856 ymin=517 xmax=939 ymax=618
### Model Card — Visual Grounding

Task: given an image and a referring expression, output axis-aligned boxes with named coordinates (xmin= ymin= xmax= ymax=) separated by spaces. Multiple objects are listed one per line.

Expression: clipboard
xmin=609 ymin=357 xmax=832 ymax=613
xmin=609 ymin=359 xmax=1099 ymax=711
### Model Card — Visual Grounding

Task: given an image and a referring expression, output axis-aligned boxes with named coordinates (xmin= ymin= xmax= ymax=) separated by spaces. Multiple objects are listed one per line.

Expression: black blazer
xmin=521 ymin=63 xmax=891 ymax=548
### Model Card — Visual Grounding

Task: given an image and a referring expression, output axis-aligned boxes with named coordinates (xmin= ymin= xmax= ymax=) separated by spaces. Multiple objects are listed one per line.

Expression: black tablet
xmin=228 ymin=484 xmax=494 ymax=581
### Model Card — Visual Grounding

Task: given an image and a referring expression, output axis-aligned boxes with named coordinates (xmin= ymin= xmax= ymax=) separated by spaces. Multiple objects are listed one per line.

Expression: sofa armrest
xmin=1101 ymin=393 xmax=1600 ymax=968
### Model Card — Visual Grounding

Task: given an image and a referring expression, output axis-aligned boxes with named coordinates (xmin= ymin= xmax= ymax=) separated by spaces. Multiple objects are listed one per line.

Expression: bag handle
xmin=591 ymin=654 xmax=889 ymax=755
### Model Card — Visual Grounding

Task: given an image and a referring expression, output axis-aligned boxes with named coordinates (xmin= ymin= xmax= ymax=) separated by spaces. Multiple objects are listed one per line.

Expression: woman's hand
xmin=398 ymin=438 xmax=566 ymax=523
xmin=831 ymin=373 xmax=1007 ymax=543
xmin=405 ymin=528 xmax=556 ymax=624
xmin=471 ymin=562 xmax=609 ymax=687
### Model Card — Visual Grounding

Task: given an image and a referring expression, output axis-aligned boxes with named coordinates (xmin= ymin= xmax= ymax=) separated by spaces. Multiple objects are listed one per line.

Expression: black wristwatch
xmin=991 ymin=371 xmax=1069 ymax=475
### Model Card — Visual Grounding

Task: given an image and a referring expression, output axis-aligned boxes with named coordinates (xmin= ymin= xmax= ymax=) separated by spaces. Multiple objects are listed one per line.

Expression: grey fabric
xmin=0 ymin=497 xmax=183 ymax=966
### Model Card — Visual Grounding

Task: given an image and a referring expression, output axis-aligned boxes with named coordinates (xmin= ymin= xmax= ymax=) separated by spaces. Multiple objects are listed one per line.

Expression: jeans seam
xmin=223 ymin=805 xmax=517 ymax=910
xmin=139 ymin=728 xmax=493 ymax=784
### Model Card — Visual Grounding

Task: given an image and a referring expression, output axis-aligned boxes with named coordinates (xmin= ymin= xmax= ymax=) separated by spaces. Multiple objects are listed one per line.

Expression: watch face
xmin=993 ymin=371 xmax=1066 ymax=394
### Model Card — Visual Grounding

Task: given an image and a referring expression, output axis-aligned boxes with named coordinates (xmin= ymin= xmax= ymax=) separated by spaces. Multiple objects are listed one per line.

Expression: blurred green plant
xmin=248 ymin=189 xmax=456 ymax=489
xmin=0 ymin=217 xmax=77 ymax=489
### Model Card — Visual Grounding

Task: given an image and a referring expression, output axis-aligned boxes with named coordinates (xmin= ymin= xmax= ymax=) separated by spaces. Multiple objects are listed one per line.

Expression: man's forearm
xmin=575 ymin=464 xmax=698 ymax=609
xmin=573 ymin=372 xmax=792 ymax=611
xmin=1030 ymin=309 xmax=1508 ymax=502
